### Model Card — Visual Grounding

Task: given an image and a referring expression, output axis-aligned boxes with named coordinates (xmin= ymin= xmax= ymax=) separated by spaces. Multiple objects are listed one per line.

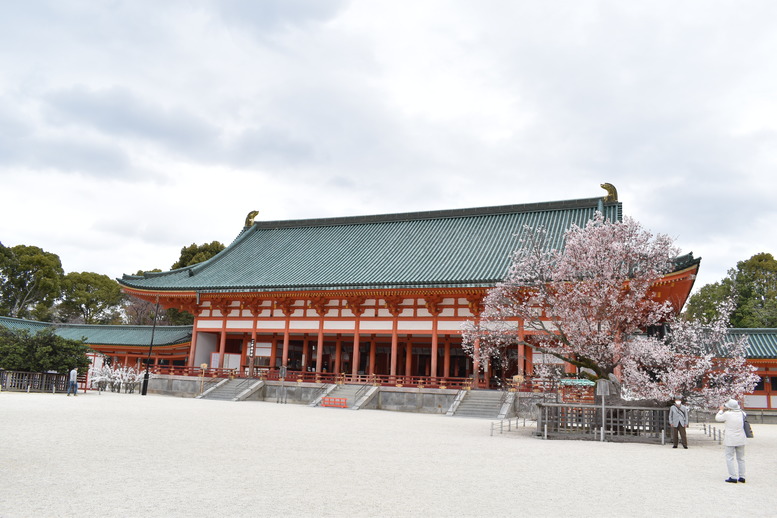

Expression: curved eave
xmin=122 ymin=280 xmax=499 ymax=302
xmin=87 ymin=340 xmax=192 ymax=351
xmin=650 ymin=261 xmax=701 ymax=314
xmin=89 ymin=342 xmax=192 ymax=353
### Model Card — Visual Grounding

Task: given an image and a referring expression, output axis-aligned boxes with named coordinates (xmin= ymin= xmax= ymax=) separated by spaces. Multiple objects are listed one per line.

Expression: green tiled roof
xmin=120 ymin=196 xmax=623 ymax=293
xmin=727 ymin=328 xmax=777 ymax=360
xmin=0 ymin=316 xmax=191 ymax=347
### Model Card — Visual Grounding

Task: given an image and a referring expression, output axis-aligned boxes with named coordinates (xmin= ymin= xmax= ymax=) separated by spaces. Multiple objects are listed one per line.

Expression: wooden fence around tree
xmin=537 ymin=402 xmax=670 ymax=443
xmin=0 ymin=370 xmax=71 ymax=393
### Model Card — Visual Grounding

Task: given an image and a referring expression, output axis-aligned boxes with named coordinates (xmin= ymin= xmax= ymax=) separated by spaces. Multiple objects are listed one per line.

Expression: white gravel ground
xmin=1 ymin=390 xmax=776 ymax=518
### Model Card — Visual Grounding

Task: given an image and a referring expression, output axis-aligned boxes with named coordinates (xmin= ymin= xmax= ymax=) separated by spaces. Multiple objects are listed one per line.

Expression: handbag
xmin=743 ymin=412 xmax=754 ymax=438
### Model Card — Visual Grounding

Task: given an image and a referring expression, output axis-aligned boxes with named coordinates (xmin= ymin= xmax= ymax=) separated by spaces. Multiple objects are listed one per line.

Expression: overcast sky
xmin=1 ymin=1 xmax=776 ymax=294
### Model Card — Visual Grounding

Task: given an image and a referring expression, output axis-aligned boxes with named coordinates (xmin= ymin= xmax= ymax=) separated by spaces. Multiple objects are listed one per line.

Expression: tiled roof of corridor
xmin=119 ymin=196 xmax=623 ymax=293
xmin=728 ymin=328 xmax=777 ymax=359
xmin=0 ymin=316 xmax=192 ymax=347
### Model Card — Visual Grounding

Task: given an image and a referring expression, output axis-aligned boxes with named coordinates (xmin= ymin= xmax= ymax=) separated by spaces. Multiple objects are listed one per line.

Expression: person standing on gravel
xmin=669 ymin=397 xmax=690 ymax=449
xmin=715 ymin=399 xmax=747 ymax=483
xmin=66 ymin=367 xmax=78 ymax=396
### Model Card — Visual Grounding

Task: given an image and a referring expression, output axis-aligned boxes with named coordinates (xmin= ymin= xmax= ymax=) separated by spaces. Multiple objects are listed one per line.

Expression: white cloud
xmin=1 ymin=0 xmax=776 ymax=296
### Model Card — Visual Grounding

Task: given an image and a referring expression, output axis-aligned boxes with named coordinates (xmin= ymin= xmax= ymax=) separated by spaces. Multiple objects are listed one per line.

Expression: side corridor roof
xmin=728 ymin=329 xmax=777 ymax=360
xmin=0 ymin=316 xmax=191 ymax=347
xmin=119 ymin=197 xmax=623 ymax=293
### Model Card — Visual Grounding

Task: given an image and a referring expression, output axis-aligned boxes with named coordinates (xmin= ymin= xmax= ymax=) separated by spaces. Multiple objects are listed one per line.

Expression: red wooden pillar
xmin=346 ymin=297 xmax=365 ymax=376
xmin=316 ymin=323 xmax=324 ymax=373
xmin=385 ymin=297 xmax=402 ymax=377
xmin=275 ymin=298 xmax=294 ymax=368
xmin=466 ymin=295 xmax=484 ymax=387
xmin=424 ymin=296 xmax=443 ymax=380
xmin=443 ymin=336 xmax=451 ymax=378
xmin=240 ymin=335 xmax=248 ymax=375
xmin=187 ymin=332 xmax=198 ymax=367
xmin=269 ymin=334 xmax=278 ymax=370
xmin=302 ymin=335 xmax=309 ymax=371
xmin=335 ymin=335 xmax=342 ymax=374
xmin=369 ymin=335 xmax=376 ymax=375
xmin=309 ymin=298 xmax=328 ymax=374
xmin=405 ymin=339 xmax=413 ymax=377
xmin=211 ymin=300 xmax=233 ymax=370
xmin=430 ymin=324 xmax=439 ymax=379
xmin=351 ymin=324 xmax=361 ymax=376
xmin=390 ymin=327 xmax=398 ymax=376
xmin=217 ymin=330 xmax=227 ymax=370
xmin=281 ymin=322 xmax=290 ymax=368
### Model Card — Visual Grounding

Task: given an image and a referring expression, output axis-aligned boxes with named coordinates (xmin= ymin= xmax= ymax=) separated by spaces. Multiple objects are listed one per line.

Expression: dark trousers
xmin=671 ymin=425 xmax=687 ymax=447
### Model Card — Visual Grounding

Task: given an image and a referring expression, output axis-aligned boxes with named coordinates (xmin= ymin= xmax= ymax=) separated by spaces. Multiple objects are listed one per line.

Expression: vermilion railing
xmin=147 ymin=365 xmax=566 ymax=391
xmin=148 ymin=365 xmax=475 ymax=389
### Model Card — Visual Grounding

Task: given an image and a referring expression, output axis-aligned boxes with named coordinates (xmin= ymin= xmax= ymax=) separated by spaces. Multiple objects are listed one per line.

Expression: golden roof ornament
xmin=600 ymin=183 xmax=618 ymax=202
xmin=244 ymin=210 xmax=259 ymax=227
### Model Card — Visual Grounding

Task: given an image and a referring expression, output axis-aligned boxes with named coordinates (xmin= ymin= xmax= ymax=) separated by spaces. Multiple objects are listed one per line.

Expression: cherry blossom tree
xmin=89 ymin=363 xmax=145 ymax=393
xmin=462 ymin=213 xmax=757 ymax=406
xmin=622 ymin=298 xmax=758 ymax=407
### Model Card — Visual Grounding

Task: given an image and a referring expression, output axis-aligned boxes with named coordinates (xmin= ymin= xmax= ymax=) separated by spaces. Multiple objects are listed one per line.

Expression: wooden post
xmin=269 ymin=334 xmax=278 ymax=370
xmin=443 ymin=336 xmax=451 ymax=378
xmin=405 ymin=339 xmax=413 ymax=378
xmin=430 ymin=323 xmax=439 ymax=379
xmin=369 ymin=335 xmax=376 ymax=375
xmin=335 ymin=335 xmax=342 ymax=374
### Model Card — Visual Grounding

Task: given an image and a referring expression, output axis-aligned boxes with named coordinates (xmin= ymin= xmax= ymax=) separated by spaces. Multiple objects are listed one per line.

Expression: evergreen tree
xmin=58 ymin=272 xmax=124 ymax=324
xmin=0 ymin=245 xmax=64 ymax=319
xmin=685 ymin=252 xmax=777 ymax=328
xmin=0 ymin=327 xmax=91 ymax=374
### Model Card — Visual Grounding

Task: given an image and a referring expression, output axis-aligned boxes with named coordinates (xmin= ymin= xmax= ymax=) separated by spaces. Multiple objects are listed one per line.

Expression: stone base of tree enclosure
xmin=536 ymin=403 xmax=670 ymax=443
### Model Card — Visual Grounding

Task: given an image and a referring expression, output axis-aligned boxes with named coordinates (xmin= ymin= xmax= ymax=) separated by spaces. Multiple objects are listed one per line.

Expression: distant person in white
xmin=715 ymin=399 xmax=747 ymax=483
xmin=66 ymin=367 xmax=78 ymax=396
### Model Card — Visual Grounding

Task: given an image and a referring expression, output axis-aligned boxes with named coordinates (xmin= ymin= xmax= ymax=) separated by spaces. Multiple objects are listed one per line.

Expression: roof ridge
xmin=251 ymin=197 xmax=617 ymax=230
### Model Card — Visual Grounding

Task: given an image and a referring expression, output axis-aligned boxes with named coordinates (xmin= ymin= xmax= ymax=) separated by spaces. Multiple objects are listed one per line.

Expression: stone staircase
xmin=452 ymin=390 xmax=505 ymax=418
xmin=198 ymin=378 xmax=258 ymax=401
xmin=318 ymin=384 xmax=368 ymax=408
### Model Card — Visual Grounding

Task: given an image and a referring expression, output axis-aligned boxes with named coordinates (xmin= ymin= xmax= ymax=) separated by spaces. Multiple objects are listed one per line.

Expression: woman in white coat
xmin=715 ymin=399 xmax=747 ymax=483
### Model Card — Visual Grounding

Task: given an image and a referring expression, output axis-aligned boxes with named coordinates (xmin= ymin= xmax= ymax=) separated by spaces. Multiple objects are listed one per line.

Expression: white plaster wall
xmin=325 ymin=320 xmax=355 ymax=330
xmin=745 ymin=394 xmax=768 ymax=408
xmin=397 ymin=321 xmax=434 ymax=332
xmin=256 ymin=321 xmax=285 ymax=330
xmin=226 ymin=320 xmax=253 ymax=329
xmin=290 ymin=321 xmax=316 ymax=331
xmin=196 ymin=320 xmax=223 ymax=330
xmin=194 ymin=332 xmax=218 ymax=367
xmin=360 ymin=321 xmax=394 ymax=331
xmin=437 ymin=321 xmax=466 ymax=332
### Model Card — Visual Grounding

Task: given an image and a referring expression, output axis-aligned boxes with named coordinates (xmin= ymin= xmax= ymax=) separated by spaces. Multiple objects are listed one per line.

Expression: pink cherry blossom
xmin=463 ymin=213 xmax=758 ymax=407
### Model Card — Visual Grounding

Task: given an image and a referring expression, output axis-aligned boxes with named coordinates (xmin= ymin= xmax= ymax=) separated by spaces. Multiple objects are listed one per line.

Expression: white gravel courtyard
xmin=1 ymin=391 xmax=776 ymax=518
